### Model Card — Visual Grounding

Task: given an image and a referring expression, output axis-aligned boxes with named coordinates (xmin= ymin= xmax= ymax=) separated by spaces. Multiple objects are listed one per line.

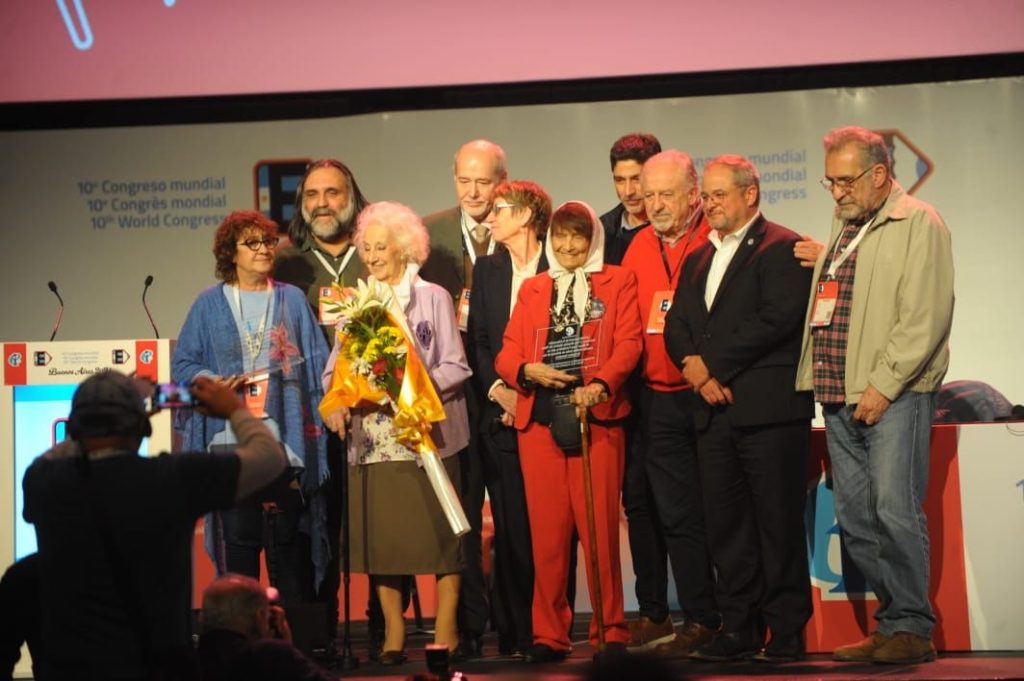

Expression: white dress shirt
xmin=704 ymin=213 xmax=759 ymax=310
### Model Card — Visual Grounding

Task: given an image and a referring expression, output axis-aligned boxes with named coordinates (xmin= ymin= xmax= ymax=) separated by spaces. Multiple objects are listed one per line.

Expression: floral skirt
xmin=347 ymin=450 xmax=465 ymax=575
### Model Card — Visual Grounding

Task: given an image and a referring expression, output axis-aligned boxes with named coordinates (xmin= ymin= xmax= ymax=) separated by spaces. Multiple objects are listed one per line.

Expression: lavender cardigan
xmin=322 ymin=276 xmax=471 ymax=463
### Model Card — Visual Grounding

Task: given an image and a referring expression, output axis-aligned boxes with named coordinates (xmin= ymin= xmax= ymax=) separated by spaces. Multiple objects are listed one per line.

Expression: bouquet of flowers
xmin=319 ymin=279 xmax=470 ymax=537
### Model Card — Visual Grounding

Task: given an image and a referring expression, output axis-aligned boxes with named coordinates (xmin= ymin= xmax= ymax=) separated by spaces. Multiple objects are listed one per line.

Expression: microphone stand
xmin=47 ymin=281 xmax=64 ymax=342
xmin=143 ymin=275 xmax=160 ymax=338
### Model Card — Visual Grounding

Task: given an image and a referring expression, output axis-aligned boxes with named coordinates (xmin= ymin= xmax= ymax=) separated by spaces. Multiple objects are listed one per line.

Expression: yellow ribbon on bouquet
xmin=317 ymin=279 xmax=469 ymax=536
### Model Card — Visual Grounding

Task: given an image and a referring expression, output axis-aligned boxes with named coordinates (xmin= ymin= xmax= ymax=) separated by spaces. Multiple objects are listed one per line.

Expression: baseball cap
xmin=67 ymin=369 xmax=153 ymax=440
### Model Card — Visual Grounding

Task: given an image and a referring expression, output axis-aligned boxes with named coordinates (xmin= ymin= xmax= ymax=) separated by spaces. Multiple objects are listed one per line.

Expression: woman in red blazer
xmin=495 ymin=201 xmax=642 ymax=661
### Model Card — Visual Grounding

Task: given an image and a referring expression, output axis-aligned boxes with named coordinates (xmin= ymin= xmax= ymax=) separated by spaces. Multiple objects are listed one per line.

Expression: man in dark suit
xmin=599 ymin=133 xmax=661 ymax=266
xmin=421 ymin=139 xmax=508 ymax=301
xmin=664 ymin=155 xmax=814 ymax=662
xmin=420 ymin=139 xmax=508 ymax=658
xmin=467 ymin=180 xmax=551 ymax=658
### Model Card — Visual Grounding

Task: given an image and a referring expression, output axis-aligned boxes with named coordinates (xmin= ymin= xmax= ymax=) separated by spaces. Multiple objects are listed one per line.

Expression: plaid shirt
xmin=811 ymin=222 xmax=861 ymax=404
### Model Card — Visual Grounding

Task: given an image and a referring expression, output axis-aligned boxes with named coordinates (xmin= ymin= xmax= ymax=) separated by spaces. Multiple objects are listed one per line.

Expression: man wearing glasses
xmin=796 ymin=126 xmax=954 ymax=665
xmin=619 ymin=150 xmax=720 ymax=656
xmin=664 ymin=155 xmax=814 ymax=662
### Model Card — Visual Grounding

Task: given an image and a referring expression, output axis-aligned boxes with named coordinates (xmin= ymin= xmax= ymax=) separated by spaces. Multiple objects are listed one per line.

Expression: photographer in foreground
xmin=22 ymin=370 xmax=286 ymax=681
xmin=199 ymin=574 xmax=335 ymax=681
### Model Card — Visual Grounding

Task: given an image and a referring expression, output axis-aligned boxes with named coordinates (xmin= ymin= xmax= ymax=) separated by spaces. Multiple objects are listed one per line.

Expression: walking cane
xmin=579 ymin=408 xmax=606 ymax=653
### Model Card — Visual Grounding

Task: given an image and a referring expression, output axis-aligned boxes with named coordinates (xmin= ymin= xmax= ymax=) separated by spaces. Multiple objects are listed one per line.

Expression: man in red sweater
xmin=619 ymin=150 xmax=720 ymax=655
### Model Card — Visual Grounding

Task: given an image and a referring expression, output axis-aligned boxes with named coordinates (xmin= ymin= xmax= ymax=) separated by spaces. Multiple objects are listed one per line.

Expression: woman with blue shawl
xmin=173 ymin=210 xmax=331 ymax=603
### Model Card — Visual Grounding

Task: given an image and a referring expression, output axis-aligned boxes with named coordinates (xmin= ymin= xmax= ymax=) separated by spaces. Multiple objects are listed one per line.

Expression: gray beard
xmin=306 ymin=202 xmax=356 ymax=243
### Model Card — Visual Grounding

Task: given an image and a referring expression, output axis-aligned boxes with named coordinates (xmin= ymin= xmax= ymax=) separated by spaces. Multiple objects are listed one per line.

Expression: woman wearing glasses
xmin=173 ymin=210 xmax=331 ymax=605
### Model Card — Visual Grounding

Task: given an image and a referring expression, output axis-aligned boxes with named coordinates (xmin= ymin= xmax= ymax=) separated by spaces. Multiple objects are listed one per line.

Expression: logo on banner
xmin=4 ymin=343 xmax=28 ymax=385
xmin=139 ymin=349 xmax=154 ymax=365
xmin=112 ymin=349 xmax=131 ymax=365
xmin=874 ymin=129 xmax=933 ymax=195
xmin=34 ymin=351 xmax=52 ymax=366
xmin=806 ymin=477 xmax=873 ymax=601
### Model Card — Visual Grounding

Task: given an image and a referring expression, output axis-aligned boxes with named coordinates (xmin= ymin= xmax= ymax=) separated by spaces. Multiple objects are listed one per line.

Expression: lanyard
xmin=825 ymin=215 xmax=875 ymax=279
xmin=232 ymin=283 xmax=273 ymax=369
xmin=461 ymin=214 xmax=497 ymax=265
xmin=658 ymin=223 xmax=699 ymax=284
xmin=312 ymin=245 xmax=356 ymax=283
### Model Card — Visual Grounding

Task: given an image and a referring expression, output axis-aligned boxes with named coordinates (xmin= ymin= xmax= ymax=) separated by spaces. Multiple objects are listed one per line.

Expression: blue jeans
xmin=824 ymin=391 xmax=937 ymax=639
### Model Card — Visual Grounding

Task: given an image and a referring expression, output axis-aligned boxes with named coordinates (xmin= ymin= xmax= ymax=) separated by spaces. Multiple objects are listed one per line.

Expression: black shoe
xmin=690 ymin=631 xmax=759 ymax=662
xmin=451 ymin=636 xmax=483 ymax=662
xmin=752 ymin=632 xmax=805 ymax=663
xmin=377 ymin=650 xmax=407 ymax=666
xmin=498 ymin=638 xmax=528 ymax=660
xmin=525 ymin=643 xmax=569 ymax=663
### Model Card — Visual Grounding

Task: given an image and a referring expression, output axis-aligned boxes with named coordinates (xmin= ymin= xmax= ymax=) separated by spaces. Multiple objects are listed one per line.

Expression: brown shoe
xmin=833 ymin=632 xmax=891 ymax=662
xmin=872 ymin=632 xmax=937 ymax=665
xmin=626 ymin=615 xmax=676 ymax=651
xmin=654 ymin=622 xmax=715 ymax=658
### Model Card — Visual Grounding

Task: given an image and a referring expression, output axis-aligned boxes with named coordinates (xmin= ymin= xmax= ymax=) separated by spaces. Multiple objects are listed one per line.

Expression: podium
xmin=1 ymin=339 xmax=176 ymax=568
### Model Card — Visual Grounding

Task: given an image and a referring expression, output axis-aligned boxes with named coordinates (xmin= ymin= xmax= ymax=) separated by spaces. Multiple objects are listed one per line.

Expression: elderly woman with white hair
xmin=321 ymin=201 xmax=471 ymax=665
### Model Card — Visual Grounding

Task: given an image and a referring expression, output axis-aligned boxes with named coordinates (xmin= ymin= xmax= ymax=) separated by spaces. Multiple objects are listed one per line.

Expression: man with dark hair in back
xmin=600 ymin=132 xmax=662 ymax=265
xmin=22 ymin=370 xmax=285 ymax=680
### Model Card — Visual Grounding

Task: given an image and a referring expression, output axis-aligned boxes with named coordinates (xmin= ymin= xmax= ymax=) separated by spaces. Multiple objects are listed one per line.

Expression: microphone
xmin=47 ymin=281 xmax=64 ymax=342
xmin=142 ymin=275 xmax=160 ymax=339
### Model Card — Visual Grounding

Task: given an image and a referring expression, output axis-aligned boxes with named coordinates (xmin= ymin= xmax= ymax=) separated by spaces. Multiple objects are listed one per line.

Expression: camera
xmin=152 ymin=382 xmax=196 ymax=410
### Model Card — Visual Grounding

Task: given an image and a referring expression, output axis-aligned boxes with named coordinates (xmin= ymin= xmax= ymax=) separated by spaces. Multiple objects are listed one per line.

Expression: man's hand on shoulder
xmin=795 ymin=235 xmax=824 ymax=268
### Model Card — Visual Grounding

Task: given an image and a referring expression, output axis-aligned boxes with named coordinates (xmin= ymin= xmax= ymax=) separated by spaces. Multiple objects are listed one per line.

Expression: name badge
xmin=809 ymin=280 xmax=839 ymax=327
xmin=318 ymin=286 xmax=342 ymax=326
xmin=647 ymin=290 xmax=673 ymax=334
xmin=457 ymin=288 xmax=471 ymax=333
xmin=244 ymin=373 xmax=269 ymax=418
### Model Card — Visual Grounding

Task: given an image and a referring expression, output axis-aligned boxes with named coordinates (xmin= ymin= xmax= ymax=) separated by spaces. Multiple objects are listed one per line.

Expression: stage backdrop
xmin=0 ymin=76 xmax=1021 ymax=405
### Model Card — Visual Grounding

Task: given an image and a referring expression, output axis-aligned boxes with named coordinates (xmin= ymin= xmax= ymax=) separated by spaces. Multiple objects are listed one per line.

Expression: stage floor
xmin=324 ymin=618 xmax=1024 ymax=681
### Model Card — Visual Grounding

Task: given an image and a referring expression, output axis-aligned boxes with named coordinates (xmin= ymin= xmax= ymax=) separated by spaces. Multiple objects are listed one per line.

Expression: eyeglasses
xmin=238 ymin=237 xmax=280 ymax=251
xmin=493 ymin=202 xmax=517 ymax=212
xmin=820 ymin=166 xmax=874 ymax=193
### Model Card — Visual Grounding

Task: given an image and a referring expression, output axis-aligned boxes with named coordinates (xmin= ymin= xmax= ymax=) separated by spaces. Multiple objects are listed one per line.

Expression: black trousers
xmin=627 ymin=387 xmax=719 ymax=626
xmin=314 ymin=432 xmax=344 ymax=635
xmin=480 ymin=414 xmax=534 ymax=652
xmin=697 ymin=411 xmax=812 ymax=638
xmin=622 ymin=380 xmax=668 ymax=620
xmin=457 ymin=379 xmax=490 ymax=639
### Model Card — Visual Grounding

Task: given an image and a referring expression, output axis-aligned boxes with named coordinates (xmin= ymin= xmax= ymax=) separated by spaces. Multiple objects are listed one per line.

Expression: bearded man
xmin=273 ymin=158 xmax=370 ymax=319
xmin=272 ymin=158 xmax=370 ymax=660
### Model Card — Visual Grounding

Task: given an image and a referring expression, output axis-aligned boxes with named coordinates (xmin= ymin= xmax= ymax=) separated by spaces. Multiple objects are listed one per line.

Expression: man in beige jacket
xmin=796 ymin=126 xmax=954 ymax=666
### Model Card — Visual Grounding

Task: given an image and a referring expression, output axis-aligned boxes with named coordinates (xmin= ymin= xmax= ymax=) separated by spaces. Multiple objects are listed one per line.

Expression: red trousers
xmin=518 ymin=420 xmax=629 ymax=650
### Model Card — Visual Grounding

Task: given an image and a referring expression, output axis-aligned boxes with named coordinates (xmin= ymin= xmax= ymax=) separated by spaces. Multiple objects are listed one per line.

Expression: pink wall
xmin=2 ymin=0 xmax=1022 ymax=103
